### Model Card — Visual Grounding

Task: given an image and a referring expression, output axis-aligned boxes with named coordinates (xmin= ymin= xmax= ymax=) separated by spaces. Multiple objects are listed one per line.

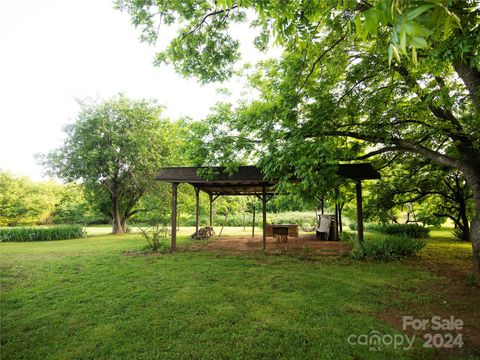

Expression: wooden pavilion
xmin=154 ymin=164 xmax=381 ymax=251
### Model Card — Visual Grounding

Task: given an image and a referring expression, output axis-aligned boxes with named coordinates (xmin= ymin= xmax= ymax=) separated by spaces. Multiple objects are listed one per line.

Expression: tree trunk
xmin=454 ymin=61 xmax=480 ymax=114
xmin=458 ymin=196 xmax=470 ymax=241
xmin=339 ymin=204 xmax=343 ymax=233
xmin=463 ymin=166 xmax=480 ymax=278
xmin=112 ymin=195 xmax=124 ymax=234
xmin=219 ymin=213 xmax=228 ymax=236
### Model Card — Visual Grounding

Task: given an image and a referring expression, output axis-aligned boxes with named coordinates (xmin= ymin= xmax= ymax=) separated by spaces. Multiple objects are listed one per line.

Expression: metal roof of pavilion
xmin=154 ymin=164 xmax=380 ymax=196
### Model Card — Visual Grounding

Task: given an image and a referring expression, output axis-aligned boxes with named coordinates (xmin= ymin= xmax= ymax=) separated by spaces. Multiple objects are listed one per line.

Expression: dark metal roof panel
xmin=155 ymin=164 xmax=381 ymax=184
xmin=154 ymin=166 xmax=267 ymax=183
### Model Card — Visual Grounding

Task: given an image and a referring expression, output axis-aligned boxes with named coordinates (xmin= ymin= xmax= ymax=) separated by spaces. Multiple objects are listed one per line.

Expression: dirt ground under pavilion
xmin=187 ymin=233 xmax=351 ymax=256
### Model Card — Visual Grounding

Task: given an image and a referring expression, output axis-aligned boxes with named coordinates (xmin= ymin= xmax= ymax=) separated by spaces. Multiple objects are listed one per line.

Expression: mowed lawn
xmin=1 ymin=228 xmax=478 ymax=359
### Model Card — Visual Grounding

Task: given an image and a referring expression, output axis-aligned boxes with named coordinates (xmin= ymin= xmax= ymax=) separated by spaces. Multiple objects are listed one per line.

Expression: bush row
xmin=349 ymin=235 xmax=427 ymax=260
xmin=179 ymin=211 xmax=317 ymax=228
xmin=0 ymin=225 xmax=86 ymax=242
xmin=349 ymin=223 xmax=429 ymax=238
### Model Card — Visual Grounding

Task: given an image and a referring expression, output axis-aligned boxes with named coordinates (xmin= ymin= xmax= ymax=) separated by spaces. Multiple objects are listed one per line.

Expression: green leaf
xmin=452 ymin=13 xmax=462 ymax=30
xmin=400 ymin=28 xmax=407 ymax=54
xmin=412 ymin=36 xmax=428 ymax=49
xmin=405 ymin=21 xmax=431 ymax=37
xmin=443 ymin=13 xmax=452 ymax=39
xmin=364 ymin=9 xmax=379 ymax=36
xmin=355 ymin=15 xmax=363 ymax=38
xmin=406 ymin=4 xmax=434 ymax=21
xmin=388 ymin=44 xmax=394 ymax=66
xmin=412 ymin=45 xmax=418 ymax=65
xmin=390 ymin=44 xmax=401 ymax=63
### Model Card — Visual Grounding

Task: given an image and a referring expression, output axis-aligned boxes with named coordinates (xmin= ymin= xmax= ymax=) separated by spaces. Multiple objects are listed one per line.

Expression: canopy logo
xmin=347 ymin=331 xmax=415 ymax=352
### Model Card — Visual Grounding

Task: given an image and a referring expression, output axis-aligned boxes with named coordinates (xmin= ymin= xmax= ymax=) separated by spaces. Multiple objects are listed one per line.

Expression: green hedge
xmin=350 ymin=235 xmax=427 ymax=260
xmin=349 ymin=223 xmax=429 ymax=238
xmin=0 ymin=226 xmax=86 ymax=242
xmin=180 ymin=211 xmax=316 ymax=228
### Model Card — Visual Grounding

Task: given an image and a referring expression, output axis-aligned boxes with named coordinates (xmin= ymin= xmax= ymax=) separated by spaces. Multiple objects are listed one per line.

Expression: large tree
xmin=117 ymin=1 xmax=480 ymax=274
xmin=40 ymin=95 xmax=174 ymax=234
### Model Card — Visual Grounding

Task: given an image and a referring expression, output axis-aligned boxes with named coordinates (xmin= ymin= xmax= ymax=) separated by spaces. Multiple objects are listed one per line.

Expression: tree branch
xmin=296 ymin=35 xmax=346 ymax=93
xmin=317 ymin=130 xmax=464 ymax=170
xmin=181 ymin=5 xmax=238 ymax=40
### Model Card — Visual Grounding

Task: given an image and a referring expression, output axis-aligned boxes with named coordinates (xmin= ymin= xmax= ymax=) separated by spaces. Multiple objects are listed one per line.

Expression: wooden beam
xmin=356 ymin=180 xmax=364 ymax=242
xmin=171 ymin=182 xmax=178 ymax=252
xmin=195 ymin=186 xmax=200 ymax=236
xmin=262 ymin=185 xmax=267 ymax=250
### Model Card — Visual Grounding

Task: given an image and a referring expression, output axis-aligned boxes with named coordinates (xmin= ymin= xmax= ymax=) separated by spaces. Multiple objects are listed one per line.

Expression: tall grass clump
xmin=0 ymin=225 xmax=86 ymax=242
xmin=350 ymin=235 xmax=427 ymax=260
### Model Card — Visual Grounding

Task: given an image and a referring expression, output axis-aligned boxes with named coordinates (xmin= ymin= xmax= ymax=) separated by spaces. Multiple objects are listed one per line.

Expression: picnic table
xmin=266 ymin=224 xmax=298 ymax=242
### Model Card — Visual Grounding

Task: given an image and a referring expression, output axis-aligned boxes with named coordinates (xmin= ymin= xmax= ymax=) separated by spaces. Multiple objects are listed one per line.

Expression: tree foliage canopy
xmin=39 ymin=94 xmax=176 ymax=233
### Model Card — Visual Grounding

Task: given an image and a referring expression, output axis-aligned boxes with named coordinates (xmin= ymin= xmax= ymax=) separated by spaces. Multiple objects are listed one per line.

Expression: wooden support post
xmin=209 ymin=194 xmax=213 ymax=228
xmin=321 ymin=197 xmax=324 ymax=215
xmin=356 ymin=180 xmax=364 ymax=242
xmin=195 ymin=186 xmax=200 ymax=236
xmin=252 ymin=204 xmax=256 ymax=238
xmin=262 ymin=185 xmax=267 ymax=250
xmin=335 ymin=204 xmax=339 ymax=241
xmin=339 ymin=205 xmax=343 ymax=234
xmin=171 ymin=182 xmax=178 ymax=252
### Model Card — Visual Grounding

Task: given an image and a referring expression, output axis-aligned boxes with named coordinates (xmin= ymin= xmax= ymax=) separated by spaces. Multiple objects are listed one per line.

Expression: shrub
xmin=175 ymin=211 xmax=317 ymax=228
xmin=350 ymin=235 xmax=427 ymax=260
xmin=340 ymin=232 xmax=357 ymax=243
xmin=139 ymin=225 xmax=170 ymax=252
xmin=0 ymin=225 xmax=86 ymax=242
xmin=269 ymin=212 xmax=316 ymax=227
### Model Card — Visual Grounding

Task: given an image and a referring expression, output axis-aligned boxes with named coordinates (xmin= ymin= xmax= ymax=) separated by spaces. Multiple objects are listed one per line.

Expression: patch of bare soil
xmin=186 ymin=234 xmax=350 ymax=256
xmin=122 ymin=250 xmax=165 ymax=257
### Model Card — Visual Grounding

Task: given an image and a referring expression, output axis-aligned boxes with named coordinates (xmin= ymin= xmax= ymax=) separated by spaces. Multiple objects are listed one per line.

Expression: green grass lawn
xmin=1 ymin=227 xmax=478 ymax=359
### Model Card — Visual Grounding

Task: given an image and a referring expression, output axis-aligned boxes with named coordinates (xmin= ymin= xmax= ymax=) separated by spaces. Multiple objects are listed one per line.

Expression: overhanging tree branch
xmin=296 ymin=34 xmax=346 ymax=93
xmin=181 ymin=5 xmax=238 ymax=40
xmin=315 ymin=130 xmax=464 ymax=170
